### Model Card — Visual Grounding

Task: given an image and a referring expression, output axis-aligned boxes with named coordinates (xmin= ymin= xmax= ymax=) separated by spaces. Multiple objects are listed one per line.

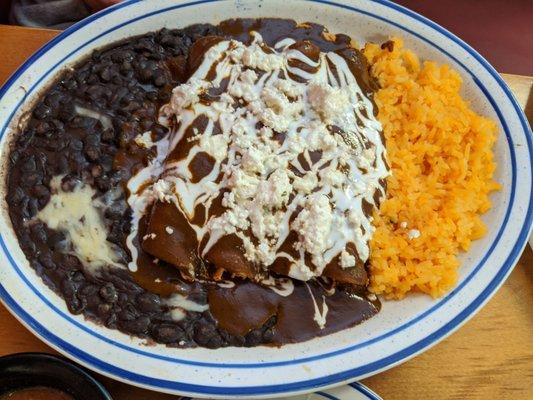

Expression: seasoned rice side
xmin=364 ymin=39 xmax=500 ymax=299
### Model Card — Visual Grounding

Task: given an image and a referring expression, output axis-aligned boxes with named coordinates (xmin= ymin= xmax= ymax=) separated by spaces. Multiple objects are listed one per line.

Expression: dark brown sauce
xmin=208 ymin=280 xmax=378 ymax=343
xmin=189 ymin=152 xmax=216 ymax=183
xmin=218 ymin=18 xmax=378 ymax=102
xmin=135 ymin=18 xmax=382 ymax=343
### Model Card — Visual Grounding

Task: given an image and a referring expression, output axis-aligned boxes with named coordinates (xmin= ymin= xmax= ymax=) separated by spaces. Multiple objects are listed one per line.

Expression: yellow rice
xmin=363 ymin=38 xmax=500 ymax=299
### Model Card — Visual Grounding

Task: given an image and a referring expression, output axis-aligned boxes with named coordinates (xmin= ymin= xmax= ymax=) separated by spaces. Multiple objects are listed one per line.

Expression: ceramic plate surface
xmin=0 ymin=0 xmax=531 ymax=398
xmin=185 ymin=382 xmax=382 ymax=400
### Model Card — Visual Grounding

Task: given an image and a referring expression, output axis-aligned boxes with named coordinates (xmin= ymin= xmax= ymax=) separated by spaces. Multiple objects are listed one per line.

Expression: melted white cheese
xmin=134 ymin=131 xmax=155 ymax=148
xmin=165 ymin=293 xmax=209 ymax=321
xmin=260 ymin=276 xmax=295 ymax=297
xmin=35 ymin=176 xmax=122 ymax=273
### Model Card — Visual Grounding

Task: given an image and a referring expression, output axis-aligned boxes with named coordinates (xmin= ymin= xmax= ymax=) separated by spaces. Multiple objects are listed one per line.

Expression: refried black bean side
xmin=6 ymin=20 xmax=380 ymax=348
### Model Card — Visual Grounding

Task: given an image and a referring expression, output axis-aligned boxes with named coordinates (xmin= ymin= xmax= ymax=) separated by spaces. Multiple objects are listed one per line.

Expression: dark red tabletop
xmin=396 ymin=0 xmax=533 ymax=75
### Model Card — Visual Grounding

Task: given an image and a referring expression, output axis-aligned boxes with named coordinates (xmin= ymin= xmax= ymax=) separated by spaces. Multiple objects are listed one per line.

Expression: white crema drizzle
xmin=125 ymin=134 xmax=170 ymax=272
xmin=127 ymin=33 xmax=389 ymax=281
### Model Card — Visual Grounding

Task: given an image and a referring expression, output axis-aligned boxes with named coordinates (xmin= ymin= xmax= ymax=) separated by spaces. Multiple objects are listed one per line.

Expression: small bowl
xmin=0 ymin=353 xmax=112 ymax=400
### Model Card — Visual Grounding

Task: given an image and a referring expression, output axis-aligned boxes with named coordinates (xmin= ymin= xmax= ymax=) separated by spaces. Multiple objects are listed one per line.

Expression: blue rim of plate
xmin=179 ymin=382 xmax=381 ymax=399
xmin=0 ymin=0 xmax=531 ymax=396
xmin=180 ymin=382 xmax=382 ymax=399
xmin=348 ymin=383 xmax=382 ymax=400
xmin=317 ymin=383 xmax=382 ymax=400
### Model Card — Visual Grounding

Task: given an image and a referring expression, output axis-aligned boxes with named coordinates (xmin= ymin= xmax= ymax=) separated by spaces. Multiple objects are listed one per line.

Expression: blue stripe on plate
xmin=0 ymin=0 xmax=530 ymax=396
xmin=349 ymin=382 xmax=382 ymax=400
xmin=316 ymin=392 xmax=340 ymax=400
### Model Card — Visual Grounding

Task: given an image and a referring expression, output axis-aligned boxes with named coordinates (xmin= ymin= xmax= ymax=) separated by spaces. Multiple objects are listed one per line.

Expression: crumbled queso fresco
xmin=126 ymin=33 xmax=390 ymax=281
xmin=408 ymin=229 xmax=421 ymax=240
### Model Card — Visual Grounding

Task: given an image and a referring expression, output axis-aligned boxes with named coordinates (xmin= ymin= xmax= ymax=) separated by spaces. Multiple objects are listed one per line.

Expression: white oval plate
xmin=0 ymin=0 xmax=531 ymax=399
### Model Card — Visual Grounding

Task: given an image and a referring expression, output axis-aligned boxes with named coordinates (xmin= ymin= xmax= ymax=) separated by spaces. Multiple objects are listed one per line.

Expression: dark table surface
xmin=396 ymin=0 xmax=533 ymax=75
xmin=0 ymin=0 xmax=532 ymax=74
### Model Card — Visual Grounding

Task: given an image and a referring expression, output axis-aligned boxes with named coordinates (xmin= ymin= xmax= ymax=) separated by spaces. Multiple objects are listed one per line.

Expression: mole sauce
xmin=6 ymin=19 xmax=381 ymax=348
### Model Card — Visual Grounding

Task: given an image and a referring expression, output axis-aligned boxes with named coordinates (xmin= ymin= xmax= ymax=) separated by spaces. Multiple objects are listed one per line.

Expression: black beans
xmin=95 ymin=176 xmax=111 ymax=192
xmin=60 ymin=175 xmax=80 ymax=192
xmin=245 ymin=329 xmax=263 ymax=347
xmin=136 ymin=292 xmax=161 ymax=313
xmin=153 ymin=70 xmax=167 ymax=87
xmin=38 ymin=252 xmax=56 ymax=270
xmin=64 ymin=80 xmax=77 ymax=90
xmin=157 ymin=91 xmax=171 ymax=103
xmin=153 ymin=324 xmax=184 ymax=344
xmin=111 ymin=49 xmax=133 ymax=63
xmin=32 ymin=184 xmax=49 ymax=198
xmin=158 ymin=34 xmax=180 ymax=48
xmin=124 ymin=101 xmax=141 ymax=112
xmin=44 ymin=92 xmax=62 ymax=108
xmin=99 ymin=282 xmax=118 ymax=303
xmin=70 ymin=270 xmax=85 ymax=282
xmin=69 ymin=137 xmax=84 ymax=151
xmin=97 ymin=303 xmax=112 ymax=318
xmin=30 ymin=222 xmax=48 ymax=244
xmin=58 ymin=104 xmax=75 ymax=123
xmin=61 ymin=277 xmax=78 ymax=298
xmin=151 ymin=123 xmax=168 ymax=140
xmin=33 ymin=103 xmax=52 ymax=120
xmin=34 ymin=121 xmax=50 ymax=136
xmin=86 ymin=84 xmax=108 ymax=101
xmin=86 ymin=74 xmax=99 ymax=85
xmin=23 ymin=172 xmax=43 ymax=187
xmin=119 ymin=92 xmax=135 ymax=107
xmin=106 ymin=313 xmax=117 ymax=328
xmin=187 ymin=290 xmax=207 ymax=305
xmin=119 ymin=304 xmax=138 ymax=321
xmin=120 ymin=315 xmax=150 ymax=334
xmin=10 ymin=187 xmax=26 ymax=205
xmin=145 ymin=91 xmax=158 ymax=102
xmin=25 ymin=197 xmax=40 ymax=217
xmin=262 ymin=328 xmax=274 ymax=342
xmin=110 ymin=86 xmax=128 ymax=104
xmin=47 ymin=231 xmax=66 ymax=250
xmin=101 ymin=128 xmax=116 ymax=143
xmin=21 ymin=156 xmax=36 ymax=172
xmin=138 ymin=67 xmax=153 ymax=83
xmin=91 ymin=164 xmax=103 ymax=177
xmin=66 ymin=295 xmax=86 ymax=314
xmin=99 ymin=66 xmax=114 ymax=82
xmin=194 ymin=323 xmax=223 ymax=349
xmin=225 ymin=333 xmax=246 ymax=347
xmin=50 ymin=118 xmax=65 ymax=132
xmin=104 ymin=199 xmax=126 ymax=219
xmin=84 ymin=146 xmax=100 ymax=161
xmin=80 ymin=284 xmax=99 ymax=297
xmin=56 ymin=155 xmax=69 ymax=174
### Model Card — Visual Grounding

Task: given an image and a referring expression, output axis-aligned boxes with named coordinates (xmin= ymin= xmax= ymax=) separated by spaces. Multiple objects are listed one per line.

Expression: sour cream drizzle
xmin=126 ymin=33 xmax=389 ymax=281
